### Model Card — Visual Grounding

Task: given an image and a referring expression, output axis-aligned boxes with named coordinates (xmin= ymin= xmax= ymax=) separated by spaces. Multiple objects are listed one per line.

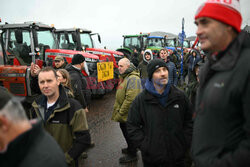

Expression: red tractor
xmin=55 ymin=28 xmax=124 ymax=92
xmin=0 ymin=22 xmax=106 ymax=99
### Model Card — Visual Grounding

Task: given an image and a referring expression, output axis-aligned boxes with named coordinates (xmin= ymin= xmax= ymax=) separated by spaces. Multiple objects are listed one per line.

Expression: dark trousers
xmin=143 ymin=161 xmax=169 ymax=167
xmin=143 ymin=159 xmax=185 ymax=167
xmin=119 ymin=122 xmax=136 ymax=155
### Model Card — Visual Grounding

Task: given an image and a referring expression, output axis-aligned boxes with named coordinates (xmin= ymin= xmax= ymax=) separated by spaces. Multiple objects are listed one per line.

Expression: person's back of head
xmin=0 ymin=88 xmax=31 ymax=152
xmin=0 ymin=87 xmax=27 ymax=123
xmin=72 ymin=54 xmax=85 ymax=65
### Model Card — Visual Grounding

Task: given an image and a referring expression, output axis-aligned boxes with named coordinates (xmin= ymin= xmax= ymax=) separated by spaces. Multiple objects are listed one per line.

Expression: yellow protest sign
xmin=97 ymin=62 xmax=114 ymax=82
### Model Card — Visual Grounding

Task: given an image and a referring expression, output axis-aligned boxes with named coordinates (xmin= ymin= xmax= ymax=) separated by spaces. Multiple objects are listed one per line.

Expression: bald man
xmin=112 ymin=58 xmax=142 ymax=163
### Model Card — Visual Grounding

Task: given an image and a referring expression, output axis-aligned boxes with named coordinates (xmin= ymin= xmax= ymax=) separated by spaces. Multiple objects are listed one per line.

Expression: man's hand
xmin=30 ymin=62 xmax=41 ymax=77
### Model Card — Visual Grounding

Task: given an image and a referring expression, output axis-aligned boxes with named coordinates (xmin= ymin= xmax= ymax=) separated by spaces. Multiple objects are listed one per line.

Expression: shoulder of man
xmin=67 ymin=97 xmax=83 ymax=111
xmin=170 ymin=86 xmax=187 ymax=99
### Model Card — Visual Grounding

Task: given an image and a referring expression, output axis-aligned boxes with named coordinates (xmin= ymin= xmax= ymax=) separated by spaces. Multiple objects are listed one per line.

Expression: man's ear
xmin=56 ymin=78 xmax=60 ymax=86
xmin=0 ymin=115 xmax=9 ymax=132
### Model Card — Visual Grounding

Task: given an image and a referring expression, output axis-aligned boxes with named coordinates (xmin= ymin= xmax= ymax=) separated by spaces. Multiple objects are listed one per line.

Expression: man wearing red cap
xmin=192 ymin=0 xmax=250 ymax=167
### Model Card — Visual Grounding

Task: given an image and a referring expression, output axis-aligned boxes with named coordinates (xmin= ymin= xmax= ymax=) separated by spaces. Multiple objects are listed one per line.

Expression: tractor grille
xmin=10 ymin=83 xmax=25 ymax=95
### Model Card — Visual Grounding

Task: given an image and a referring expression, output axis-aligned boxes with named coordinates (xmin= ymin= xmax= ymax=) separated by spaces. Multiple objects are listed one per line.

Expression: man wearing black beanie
xmin=66 ymin=54 xmax=91 ymax=112
xmin=127 ymin=59 xmax=193 ymax=167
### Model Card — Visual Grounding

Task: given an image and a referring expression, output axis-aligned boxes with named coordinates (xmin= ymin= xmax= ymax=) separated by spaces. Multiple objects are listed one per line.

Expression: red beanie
xmin=195 ymin=0 xmax=242 ymax=32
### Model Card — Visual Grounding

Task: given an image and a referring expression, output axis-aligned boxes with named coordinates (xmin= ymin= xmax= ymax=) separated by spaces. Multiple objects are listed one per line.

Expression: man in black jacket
xmin=66 ymin=54 xmax=91 ymax=112
xmin=127 ymin=59 xmax=193 ymax=167
xmin=0 ymin=87 xmax=68 ymax=167
xmin=192 ymin=1 xmax=250 ymax=167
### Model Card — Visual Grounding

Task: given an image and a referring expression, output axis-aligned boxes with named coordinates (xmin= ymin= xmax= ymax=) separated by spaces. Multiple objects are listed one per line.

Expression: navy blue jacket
xmin=166 ymin=60 xmax=178 ymax=86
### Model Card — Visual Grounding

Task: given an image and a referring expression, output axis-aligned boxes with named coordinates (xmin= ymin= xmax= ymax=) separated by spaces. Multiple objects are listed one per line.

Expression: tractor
xmin=55 ymin=28 xmax=124 ymax=92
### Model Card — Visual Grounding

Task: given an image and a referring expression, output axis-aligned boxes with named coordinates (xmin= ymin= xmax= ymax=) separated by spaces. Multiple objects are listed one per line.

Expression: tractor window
xmin=37 ymin=30 xmax=57 ymax=49
xmin=124 ymin=37 xmax=131 ymax=48
xmin=166 ymin=39 xmax=176 ymax=47
xmin=147 ymin=38 xmax=163 ymax=47
xmin=143 ymin=37 xmax=147 ymax=47
xmin=183 ymin=40 xmax=190 ymax=48
xmin=58 ymin=33 xmax=76 ymax=50
xmin=124 ymin=37 xmax=140 ymax=49
xmin=80 ymin=33 xmax=93 ymax=48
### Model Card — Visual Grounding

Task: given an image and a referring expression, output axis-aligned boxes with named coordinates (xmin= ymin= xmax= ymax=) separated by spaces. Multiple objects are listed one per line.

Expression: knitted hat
xmin=0 ymin=87 xmax=13 ymax=110
xmin=195 ymin=0 xmax=242 ymax=32
xmin=54 ymin=56 xmax=64 ymax=61
xmin=72 ymin=54 xmax=85 ymax=65
xmin=147 ymin=59 xmax=168 ymax=80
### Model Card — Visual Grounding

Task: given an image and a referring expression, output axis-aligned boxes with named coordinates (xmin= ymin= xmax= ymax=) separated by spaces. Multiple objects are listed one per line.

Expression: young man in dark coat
xmin=159 ymin=48 xmax=178 ymax=86
xmin=127 ymin=59 xmax=193 ymax=167
xmin=66 ymin=54 xmax=91 ymax=112
xmin=0 ymin=87 xmax=67 ymax=167
xmin=192 ymin=1 xmax=250 ymax=167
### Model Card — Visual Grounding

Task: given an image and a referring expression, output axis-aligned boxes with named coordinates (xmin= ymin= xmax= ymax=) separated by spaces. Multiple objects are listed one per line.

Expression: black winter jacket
xmin=0 ymin=120 xmax=68 ymax=167
xmin=66 ymin=64 xmax=91 ymax=108
xmin=127 ymin=86 xmax=193 ymax=165
xmin=192 ymin=31 xmax=250 ymax=167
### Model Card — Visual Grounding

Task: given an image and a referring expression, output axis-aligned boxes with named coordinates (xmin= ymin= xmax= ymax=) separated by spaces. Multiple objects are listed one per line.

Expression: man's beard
xmin=153 ymin=77 xmax=169 ymax=89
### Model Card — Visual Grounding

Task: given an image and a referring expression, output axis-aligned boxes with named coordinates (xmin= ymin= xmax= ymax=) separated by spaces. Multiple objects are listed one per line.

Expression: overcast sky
xmin=1 ymin=0 xmax=250 ymax=50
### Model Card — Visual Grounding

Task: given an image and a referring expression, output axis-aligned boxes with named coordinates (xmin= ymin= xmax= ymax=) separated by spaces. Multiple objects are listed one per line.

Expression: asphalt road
xmin=79 ymin=90 xmax=143 ymax=167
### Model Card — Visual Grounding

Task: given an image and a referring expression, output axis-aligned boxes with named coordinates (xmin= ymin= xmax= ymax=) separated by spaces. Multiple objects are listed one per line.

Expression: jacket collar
xmin=35 ymin=85 xmax=69 ymax=111
xmin=144 ymin=86 xmax=182 ymax=105
xmin=119 ymin=63 xmax=138 ymax=79
xmin=66 ymin=64 xmax=81 ymax=73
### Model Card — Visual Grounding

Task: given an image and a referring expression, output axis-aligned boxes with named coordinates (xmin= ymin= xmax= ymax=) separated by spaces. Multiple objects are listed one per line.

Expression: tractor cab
xmin=145 ymin=36 xmax=164 ymax=56
xmin=116 ymin=33 xmax=148 ymax=58
xmin=0 ymin=22 xmax=100 ymax=97
xmin=0 ymin=22 xmax=58 ymax=66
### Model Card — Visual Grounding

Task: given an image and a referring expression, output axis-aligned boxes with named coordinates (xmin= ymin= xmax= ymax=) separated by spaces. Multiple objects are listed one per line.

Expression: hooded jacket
xmin=127 ymin=80 xmax=193 ymax=165
xmin=29 ymin=85 xmax=91 ymax=167
xmin=192 ymin=31 xmax=250 ymax=167
xmin=138 ymin=49 xmax=153 ymax=79
xmin=112 ymin=64 xmax=142 ymax=123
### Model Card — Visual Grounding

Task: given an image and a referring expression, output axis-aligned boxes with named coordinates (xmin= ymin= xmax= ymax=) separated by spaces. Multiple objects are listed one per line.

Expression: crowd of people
xmin=1 ymin=0 xmax=250 ymax=167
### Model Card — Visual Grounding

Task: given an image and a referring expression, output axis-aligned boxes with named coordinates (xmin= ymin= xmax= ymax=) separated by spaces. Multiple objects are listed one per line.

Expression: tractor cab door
xmin=2 ymin=29 xmax=32 ymax=65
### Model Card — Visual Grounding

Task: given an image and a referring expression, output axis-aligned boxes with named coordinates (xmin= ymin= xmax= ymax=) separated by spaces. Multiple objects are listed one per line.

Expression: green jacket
xmin=112 ymin=64 xmax=142 ymax=123
xmin=29 ymin=86 xmax=90 ymax=167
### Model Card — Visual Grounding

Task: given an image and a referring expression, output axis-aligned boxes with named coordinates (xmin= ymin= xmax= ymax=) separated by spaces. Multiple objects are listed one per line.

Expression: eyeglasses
xmin=54 ymin=60 xmax=61 ymax=63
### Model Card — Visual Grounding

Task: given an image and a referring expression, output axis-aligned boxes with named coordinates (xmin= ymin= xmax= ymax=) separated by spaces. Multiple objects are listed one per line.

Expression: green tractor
xmin=116 ymin=33 xmax=148 ymax=58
